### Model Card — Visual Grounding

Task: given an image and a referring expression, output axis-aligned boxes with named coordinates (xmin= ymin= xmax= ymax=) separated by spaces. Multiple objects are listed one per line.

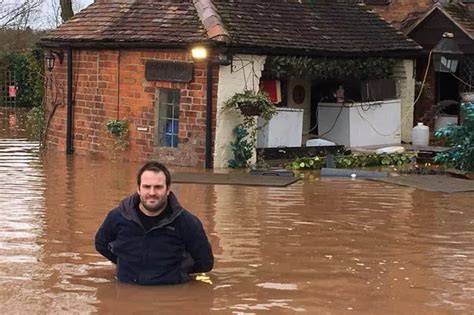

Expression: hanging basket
xmin=238 ymin=103 xmax=262 ymax=116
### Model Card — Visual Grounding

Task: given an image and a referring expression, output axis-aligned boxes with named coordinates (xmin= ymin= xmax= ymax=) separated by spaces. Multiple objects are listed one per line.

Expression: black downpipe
xmin=66 ymin=47 xmax=74 ymax=154
xmin=205 ymin=61 xmax=213 ymax=169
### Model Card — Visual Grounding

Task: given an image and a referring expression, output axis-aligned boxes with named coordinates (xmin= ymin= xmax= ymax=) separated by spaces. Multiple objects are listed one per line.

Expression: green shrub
xmin=228 ymin=126 xmax=253 ymax=168
xmin=287 ymin=153 xmax=416 ymax=170
xmin=27 ymin=106 xmax=45 ymax=143
xmin=434 ymin=102 xmax=474 ymax=172
xmin=0 ymin=48 xmax=44 ymax=108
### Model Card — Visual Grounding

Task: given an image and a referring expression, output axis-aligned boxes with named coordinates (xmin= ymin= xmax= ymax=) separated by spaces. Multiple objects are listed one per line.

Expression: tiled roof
xmin=41 ymin=0 xmax=208 ymax=46
xmin=213 ymin=0 xmax=420 ymax=56
xmin=444 ymin=2 xmax=474 ymax=38
xmin=404 ymin=3 xmax=474 ymax=40
xmin=42 ymin=0 xmax=421 ymax=56
xmin=363 ymin=0 xmax=391 ymax=5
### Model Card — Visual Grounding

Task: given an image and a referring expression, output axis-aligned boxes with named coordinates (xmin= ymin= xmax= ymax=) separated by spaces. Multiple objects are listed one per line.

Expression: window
xmin=155 ymin=88 xmax=180 ymax=148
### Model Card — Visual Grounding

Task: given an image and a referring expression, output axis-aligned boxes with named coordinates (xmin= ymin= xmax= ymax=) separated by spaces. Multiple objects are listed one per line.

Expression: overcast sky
xmin=39 ymin=0 xmax=94 ymax=28
xmin=38 ymin=0 xmax=94 ymax=29
xmin=76 ymin=0 xmax=94 ymax=10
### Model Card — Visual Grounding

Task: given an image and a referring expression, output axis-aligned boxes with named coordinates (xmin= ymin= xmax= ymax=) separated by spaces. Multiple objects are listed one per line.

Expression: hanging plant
xmin=267 ymin=56 xmax=396 ymax=80
xmin=223 ymin=89 xmax=276 ymax=121
xmin=223 ymin=90 xmax=277 ymax=168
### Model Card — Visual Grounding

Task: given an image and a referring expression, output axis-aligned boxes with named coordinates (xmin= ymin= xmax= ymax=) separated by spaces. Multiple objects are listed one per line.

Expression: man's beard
xmin=140 ymin=195 xmax=168 ymax=213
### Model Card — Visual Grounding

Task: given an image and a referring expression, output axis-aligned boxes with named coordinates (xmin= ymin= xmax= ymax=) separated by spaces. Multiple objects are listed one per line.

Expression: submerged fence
xmin=0 ymin=66 xmax=17 ymax=107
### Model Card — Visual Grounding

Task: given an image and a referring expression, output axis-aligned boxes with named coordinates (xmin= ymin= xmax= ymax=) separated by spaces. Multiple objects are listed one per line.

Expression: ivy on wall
xmin=267 ymin=56 xmax=396 ymax=80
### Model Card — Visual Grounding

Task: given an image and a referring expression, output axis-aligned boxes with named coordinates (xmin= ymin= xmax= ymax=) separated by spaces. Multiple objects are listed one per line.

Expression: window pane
xmin=167 ymin=104 xmax=174 ymax=117
xmin=174 ymin=104 xmax=180 ymax=119
xmin=156 ymin=88 xmax=180 ymax=148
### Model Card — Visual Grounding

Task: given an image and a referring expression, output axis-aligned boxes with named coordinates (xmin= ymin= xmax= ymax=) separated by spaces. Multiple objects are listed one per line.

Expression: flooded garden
xmin=1 ymin=109 xmax=474 ymax=314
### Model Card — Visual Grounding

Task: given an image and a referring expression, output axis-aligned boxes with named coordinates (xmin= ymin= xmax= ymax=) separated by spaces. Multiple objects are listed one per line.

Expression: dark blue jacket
xmin=95 ymin=192 xmax=214 ymax=285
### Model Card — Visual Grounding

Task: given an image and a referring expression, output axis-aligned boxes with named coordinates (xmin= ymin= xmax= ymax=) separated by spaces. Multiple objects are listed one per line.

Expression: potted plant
xmin=222 ymin=90 xmax=277 ymax=168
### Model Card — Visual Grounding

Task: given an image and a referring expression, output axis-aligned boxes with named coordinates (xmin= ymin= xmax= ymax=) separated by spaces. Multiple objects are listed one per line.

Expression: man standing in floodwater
xmin=95 ymin=161 xmax=214 ymax=285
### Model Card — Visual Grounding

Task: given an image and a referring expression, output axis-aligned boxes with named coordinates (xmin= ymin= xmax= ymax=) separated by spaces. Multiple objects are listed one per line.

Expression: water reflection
xmin=0 ymin=109 xmax=474 ymax=313
xmin=0 ymin=136 xmax=47 ymax=312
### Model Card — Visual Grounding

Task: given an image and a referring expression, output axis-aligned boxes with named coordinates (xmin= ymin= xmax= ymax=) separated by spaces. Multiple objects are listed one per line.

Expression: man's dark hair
xmin=136 ymin=161 xmax=171 ymax=187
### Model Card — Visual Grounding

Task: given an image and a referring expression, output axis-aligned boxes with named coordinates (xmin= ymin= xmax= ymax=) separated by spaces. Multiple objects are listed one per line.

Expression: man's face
xmin=137 ymin=170 xmax=170 ymax=213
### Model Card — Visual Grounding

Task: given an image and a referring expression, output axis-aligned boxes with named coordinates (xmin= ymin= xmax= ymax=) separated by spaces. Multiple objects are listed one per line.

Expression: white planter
xmin=460 ymin=92 xmax=474 ymax=103
xmin=435 ymin=114 xmax=458 ymax=131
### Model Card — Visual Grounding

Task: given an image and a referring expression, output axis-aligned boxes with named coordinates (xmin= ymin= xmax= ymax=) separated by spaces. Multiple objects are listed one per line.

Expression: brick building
xmin=364 ymin=0 xmax=474 ymax=28
xmin=364 ymin=0 xmax=473 ymax=125
xmin=41 ymin=0 xmax=421 ymax=168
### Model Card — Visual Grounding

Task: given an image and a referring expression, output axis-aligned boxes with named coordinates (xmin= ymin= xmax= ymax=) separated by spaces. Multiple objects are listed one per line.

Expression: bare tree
xmin=60 ymin=0 xmax=74 ymax=23
xmin=41 ymin=0 xmax=62 ymax=29
xmin=0 ymin=0 xmax=43 ymax=28
xmin=39 ymin=0 xmax=90 ymax=29
xmin=0 ymin=0 xmax=92 ymax=30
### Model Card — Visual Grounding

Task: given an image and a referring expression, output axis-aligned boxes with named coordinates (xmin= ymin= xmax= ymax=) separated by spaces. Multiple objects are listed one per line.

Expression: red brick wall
xmin=367 ymin=0 xmax=434 ymax=26
xmin=46 ymin=49 xmax=216 ymax=167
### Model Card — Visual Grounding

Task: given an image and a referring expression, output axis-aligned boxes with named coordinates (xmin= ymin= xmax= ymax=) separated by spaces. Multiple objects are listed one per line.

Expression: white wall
xmin=214 ymin=55 xmax=266 ymax=168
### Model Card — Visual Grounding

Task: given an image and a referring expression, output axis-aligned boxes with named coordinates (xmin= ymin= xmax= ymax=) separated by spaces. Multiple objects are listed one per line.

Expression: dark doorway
xmin=436 ymin=72 xmax=460 ymax=115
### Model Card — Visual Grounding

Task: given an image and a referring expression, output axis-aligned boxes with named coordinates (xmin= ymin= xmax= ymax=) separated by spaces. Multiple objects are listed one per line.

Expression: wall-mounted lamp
xmin=432 ymin=32 xmax=463 ymax=73
xmin=191 ymin=46 xmax=232 ymax=66
xmin=211 ymin=53 xmax=232 ymax=66
xmin=45 ymin=49 xmax=64 ymax=72
xmin=191 ymin=46 xmax=208 ymax=60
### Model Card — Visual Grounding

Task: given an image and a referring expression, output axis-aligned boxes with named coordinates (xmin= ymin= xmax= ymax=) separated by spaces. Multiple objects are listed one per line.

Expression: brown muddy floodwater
xmin=1 ymin=110 xmax=474 ymax=314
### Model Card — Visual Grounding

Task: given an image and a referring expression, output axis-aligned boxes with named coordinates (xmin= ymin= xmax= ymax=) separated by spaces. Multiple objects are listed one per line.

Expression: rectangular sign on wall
xmin=145 ymin=60 xmax=193 ymax=83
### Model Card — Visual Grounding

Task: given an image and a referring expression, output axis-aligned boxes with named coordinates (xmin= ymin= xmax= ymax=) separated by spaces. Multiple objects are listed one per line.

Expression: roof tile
xmin=213 ymin=0 xmax=420 ymax=54
xmin=42 ymin=0 xmax=420 ymax=55
xmin=42 ymin=0 xmax=207 ymax=44
xmin=444 ymin=2 xmax=474 ymax=36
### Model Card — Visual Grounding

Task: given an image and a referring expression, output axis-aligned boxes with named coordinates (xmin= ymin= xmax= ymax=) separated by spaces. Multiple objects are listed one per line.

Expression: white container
xmin=412 ymin=122 xmax=429 ymax=146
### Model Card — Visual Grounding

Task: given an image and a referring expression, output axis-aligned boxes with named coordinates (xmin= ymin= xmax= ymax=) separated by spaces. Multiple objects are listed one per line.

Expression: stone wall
xmin=46 ymin=49 xmax=214 ymax=167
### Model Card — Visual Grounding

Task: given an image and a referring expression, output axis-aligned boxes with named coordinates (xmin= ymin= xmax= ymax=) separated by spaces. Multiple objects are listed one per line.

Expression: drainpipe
xmin=193 ymin=0 xmax=231 ymax=168
xmin=205 ymin=61 xmax=214 ymax=169
xmin=66 ymin=47 xmax=74 ymax=154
